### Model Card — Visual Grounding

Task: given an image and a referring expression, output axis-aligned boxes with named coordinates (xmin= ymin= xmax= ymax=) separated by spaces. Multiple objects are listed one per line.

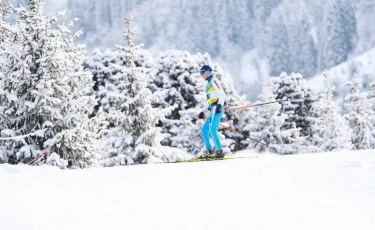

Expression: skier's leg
xmin=210 ymin=110 xmax=224 ymax=151
xmin=201 ymin=117 xmax=213 ymax=150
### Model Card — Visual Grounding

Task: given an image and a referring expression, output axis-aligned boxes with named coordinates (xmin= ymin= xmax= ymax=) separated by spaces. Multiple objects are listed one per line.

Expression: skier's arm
xmin=212 ymin=79 xmax=226 ymax=105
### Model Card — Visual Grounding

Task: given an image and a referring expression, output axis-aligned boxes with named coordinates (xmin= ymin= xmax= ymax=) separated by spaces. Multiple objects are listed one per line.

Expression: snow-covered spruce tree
xmin=318 ymin=0 xmax=357 ymax=70
xmin=270 ymin=72 xmax=319 ymax=153
xmin=344 ymin=74 xmax=374 ymax=150
xmin=0 ymin=0 xmax=100 ymax=167
xmin=225 ymin=0 xmax=252 ymax=50
xmin=252 ymin=0 xmax=282 ymax=50
xmin=286 ymin=2 xmax=317 ymax=78
xmin=85 ymin=49 xmax=120 ymax=114
xmin=0 ymin=0 xmax=13 ymax=163
xmin=309 ymin=72 xmax=351 ymax=152
xmin=368 ymin=74 xmax=375 ymax=111
xmin=271 ymin=72 xmax=316 ymax=136
xmin=369 ymin=75 xmax=375 ymax=146
xmin=100 ymin=14 xmax=185 ymax=166
xmin=85 ymin=48 xmax=154 ymax=115
xmin=244 ymin=82 xmax=303 ymax=154
xmin=264 ymin=6 xmax=289 ymax=77
xmin=264 ymin=2 xmax=317 ymax=78
xmin=0 ymin=0 xmax=12 ymax=44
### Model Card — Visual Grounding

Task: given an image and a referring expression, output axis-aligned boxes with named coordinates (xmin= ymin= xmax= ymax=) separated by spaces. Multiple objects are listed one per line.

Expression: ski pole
xmin=27 ymin=146 xmax=52 ymax=166
xmin=219 ymin=124 xmax=277 ymax=152
xmin=224 ymin=99 xmax=287 ymax=113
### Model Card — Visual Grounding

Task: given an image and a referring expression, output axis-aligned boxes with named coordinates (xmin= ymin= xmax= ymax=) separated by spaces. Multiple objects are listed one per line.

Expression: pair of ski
xmin=178 ymin=155 xmax=258 ymax=163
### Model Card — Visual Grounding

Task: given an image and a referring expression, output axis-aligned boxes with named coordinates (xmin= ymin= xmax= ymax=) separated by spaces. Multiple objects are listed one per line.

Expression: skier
xmin=197 ymin=65 xmax=226 ymax=159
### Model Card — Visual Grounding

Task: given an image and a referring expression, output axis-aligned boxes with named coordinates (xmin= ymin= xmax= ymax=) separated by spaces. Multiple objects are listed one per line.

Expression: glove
xmin=198 ymin=111 xmax=205 ymax=119
xmin=215 ymin=104 xmax=222 ymax=114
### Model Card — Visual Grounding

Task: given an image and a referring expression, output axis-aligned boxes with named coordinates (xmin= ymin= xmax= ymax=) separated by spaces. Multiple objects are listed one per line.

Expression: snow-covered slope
xmin=309 ymin=47 xmax=375 ymax=98
xmin=1 ymin=150 xmax=375 ymax=230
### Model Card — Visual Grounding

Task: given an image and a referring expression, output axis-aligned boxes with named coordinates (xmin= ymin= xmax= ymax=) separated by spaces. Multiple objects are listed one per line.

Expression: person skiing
xmin=197 ymin=65 xmax=226 ymax=159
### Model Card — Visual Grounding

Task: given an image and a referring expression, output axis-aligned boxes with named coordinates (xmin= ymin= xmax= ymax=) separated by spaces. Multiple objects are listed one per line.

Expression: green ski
xmin=177 ymin=155 xmax=258 ymax=163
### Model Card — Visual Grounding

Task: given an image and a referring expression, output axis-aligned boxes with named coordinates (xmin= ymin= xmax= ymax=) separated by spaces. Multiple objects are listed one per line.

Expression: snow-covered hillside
xmin=309 ymin=47 xmax=375 ymax=99
xmin=1 ymin=150 xmax=374 ymax=230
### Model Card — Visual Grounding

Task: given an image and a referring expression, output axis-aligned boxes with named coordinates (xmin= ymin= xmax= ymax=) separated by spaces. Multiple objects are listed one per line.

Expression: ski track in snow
xmin=0 ymin=150 xmax=375 ymax=230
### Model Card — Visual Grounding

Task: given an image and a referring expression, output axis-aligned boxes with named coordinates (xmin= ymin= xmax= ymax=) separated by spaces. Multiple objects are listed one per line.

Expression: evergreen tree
xmin=214 ymin=1 xmax=232 ymax=59
xmin=265 ymin=2 xmax=318 ymax=78
xmin=244 ymin=81 xmax=303 ymax=154
xmin=86 ymin=47 xmax=154 ymax=116
xmin=0 ymin=0 xmax=100 ymax=167
xmin=369 ymin=75 xmax=375 ymax=111
xmin=85 ymin=49 xmax=120 ymax=114
xmin=271 ymin=72 xmax=316 ymax=138
xmin=287 ymin=2 xmax=318 ymax=77
xmin=243 ymin=84 xmax=282 ymax=152
xmin=369 ymin=75 xmax=375 ymax=146
xmin=356 ymin=0 xmax=375 ymax=54
xmin=344 ymin=74 xmax=374 ymax=150
xmin=226 ymin=0 xmax=252 ymax=50
xmin=101 ymin=13 xmax=185 ymax=166
xmin=0 ymin=0 xmax=11 ymax=43
xmin=253 ymin=0 xmax=282 ymax=51
xmin=309 ymin=72 xmax=351 ymax=151
xmin=319 ymin=0 xmax=357 ymax=70
xmin=264 ymin=6 xmax=289 ymax=76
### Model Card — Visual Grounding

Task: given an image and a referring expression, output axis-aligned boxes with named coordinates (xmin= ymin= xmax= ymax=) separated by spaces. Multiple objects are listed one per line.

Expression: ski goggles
xmin=200 ymin=70 xmax=212 ymax=75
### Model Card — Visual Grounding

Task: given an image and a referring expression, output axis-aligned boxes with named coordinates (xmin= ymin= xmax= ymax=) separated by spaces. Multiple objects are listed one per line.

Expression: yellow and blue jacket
xmin=205 ymin=76 xmax=226 ymax=110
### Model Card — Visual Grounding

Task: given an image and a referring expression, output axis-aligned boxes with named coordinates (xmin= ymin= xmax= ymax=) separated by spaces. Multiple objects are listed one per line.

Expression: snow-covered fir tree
xmin=265 ymin=2 xmax=317 ymax=77
xmin=319 ymin=0 xmax=357 ymax=70
xmin=270 ymin=72 xmax=320 ymax=153
xmin=344 ymin=74 xmax=374 ymax=150
xmin=85 ymin=49 xmax=119 ymax=114
xmin=244 ymin=82 xmax=303 ymax=154
xmin=225 ymin=0 xmax=252 ymax=50
xmin=286 ymin=2 xmax=317 ymax=78
xmin=271 ymin=72 xmax=316 ymax=136
xmin=264 ymin=7 xmax=289 ymax=77
xmin=369 ymin=75 xmax=375 ymax=146
xmin=85 ymin=47 xmax=154 ymax=115
xmin=0 ymin=0 xmax=11 ymax=43
xmin=0 ymin=0 xmax=101 ymax=168
xmin=100 ymin=13 xmax=185 ymax=166
xmin=368 ymin=75 xmax=375 ymax=111
xmin=0 ymin=0 xmax=8 ymax=19
xmin=309 ymin=72 xmax=351 ymax=152
xmin=253 ymin=0 xmax=282 ymax=50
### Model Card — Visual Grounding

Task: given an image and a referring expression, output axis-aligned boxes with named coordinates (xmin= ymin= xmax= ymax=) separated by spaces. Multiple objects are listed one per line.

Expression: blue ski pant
xmin=201 ymin=105 xmax=224 ymax=151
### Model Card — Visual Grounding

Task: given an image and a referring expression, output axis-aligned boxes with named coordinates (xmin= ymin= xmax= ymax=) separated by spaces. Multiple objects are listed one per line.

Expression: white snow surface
xmin=1 ymin=150 xmax=375 ymax=230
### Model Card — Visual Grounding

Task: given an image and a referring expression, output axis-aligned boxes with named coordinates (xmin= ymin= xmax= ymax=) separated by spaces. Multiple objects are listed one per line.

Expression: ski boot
xmin=200 ymin=149 xmax=215 ymax=159
xmin=215 ymin=150 xmax=225 ymax=159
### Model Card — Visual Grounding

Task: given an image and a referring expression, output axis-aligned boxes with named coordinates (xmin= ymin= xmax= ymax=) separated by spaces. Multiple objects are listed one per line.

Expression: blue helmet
xmin=200 ymin=65 xmax=213 ymax=76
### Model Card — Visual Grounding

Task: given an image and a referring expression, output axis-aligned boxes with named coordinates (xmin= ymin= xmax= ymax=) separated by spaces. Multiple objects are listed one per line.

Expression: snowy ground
xmin=1 ymin=150 xmax=375 ymax=230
